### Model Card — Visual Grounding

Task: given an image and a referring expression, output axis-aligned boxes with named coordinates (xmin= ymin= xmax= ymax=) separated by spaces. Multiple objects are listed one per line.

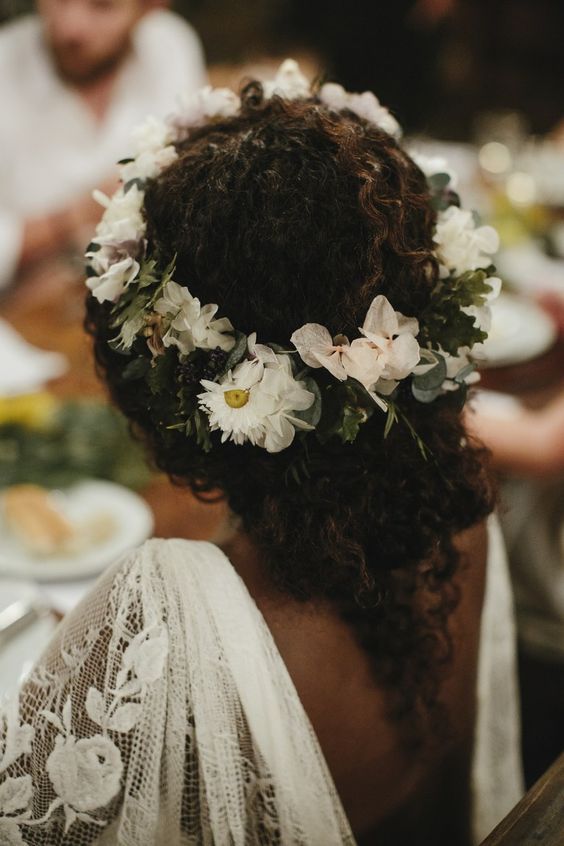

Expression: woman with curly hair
xmin=0 ymin=62 xmax=522 ymax=845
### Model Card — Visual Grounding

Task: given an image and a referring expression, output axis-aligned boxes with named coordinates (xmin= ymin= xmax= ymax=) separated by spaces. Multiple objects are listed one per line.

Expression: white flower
xmin=0 ymin=818 xmax=26 ymax=845
xmin=263 ymin=59 xmax=311 ymax=101
xmin=122 ymin=626 xmax=169 ymax=685
xmin=130 ymin=115 xmax=175 ymax=155
xmin=0 ymin=775 xmax=32 ymax=815
xmin=359 ymin=295 xmax=420 ymax=379
xmin=442 ymin=347 xmax=481 ymax=391
xmin=46 ymin=734 xmax=123 ymax=813
xmin=198 ymin=357 xmax=267 ymax=447
xmin=0 ymin=703 xmax=34 ymax=773
xmin=434 ymin=206 xmax=499 ymax=276
xmin=290 ymin=323 xmax=349 ymax=381
xmin=198 ymin=352 xmax=315 ymax=452
xmin=94 ymin=184 xmax=145 ymax=239
xmin=409 ymin=151 xmax=458 ymax=188
xmin=292 ymin=295 xmax=420 ymax=404
xmin=462 ymin=275 xmax=502 ymax=333
xmin=154 ymin=281 xmax=235 ymax=355
xmin=86 ymin=256 xmax=140 ymax=304
xmin=120 ymin=145 xmax=178 ymax=183
xmin=319 ymin=83 xmax=401 ymax=137
xmin=254 ymin=355 xmax=315 ymax=453
xmin=90 ymin=183 xmax=146 ymax=271
xmin=171 ymin=85 xmax=241 ymax=136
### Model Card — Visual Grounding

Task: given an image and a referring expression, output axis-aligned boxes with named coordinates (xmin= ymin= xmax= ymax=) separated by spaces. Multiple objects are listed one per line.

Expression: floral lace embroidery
xmin=0 ymin=611 xmax=168 ymax=841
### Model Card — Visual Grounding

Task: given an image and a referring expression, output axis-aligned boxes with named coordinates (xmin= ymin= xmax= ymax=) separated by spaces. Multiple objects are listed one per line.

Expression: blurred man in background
xmin=0 ymin=0 xmax=206 ymax=290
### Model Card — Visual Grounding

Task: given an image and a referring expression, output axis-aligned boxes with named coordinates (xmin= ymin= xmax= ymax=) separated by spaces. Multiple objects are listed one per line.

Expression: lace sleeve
xmin=0 ymin=547 xmax=170 ymax=845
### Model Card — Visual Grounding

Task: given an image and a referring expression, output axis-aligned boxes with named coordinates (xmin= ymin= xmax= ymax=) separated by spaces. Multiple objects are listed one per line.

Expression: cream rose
xmin=46 ymin=734 xmax=123 ymax=812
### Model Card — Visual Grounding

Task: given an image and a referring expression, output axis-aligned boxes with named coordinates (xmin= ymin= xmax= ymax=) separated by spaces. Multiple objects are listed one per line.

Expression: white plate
xmin=0 ymin=480 xmax=154 ymax=582
xmin=0 ymin=317 xmax=68 ymax=396
xmin=0 ymin=580 xmax=58 ymax=700
xmin=480 ymin=293 xmax=557 ymax=368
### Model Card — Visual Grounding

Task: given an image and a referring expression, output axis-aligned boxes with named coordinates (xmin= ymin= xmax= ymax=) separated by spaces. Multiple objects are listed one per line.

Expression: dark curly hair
xmin=86 ymin=83 xmax=494 ymax=729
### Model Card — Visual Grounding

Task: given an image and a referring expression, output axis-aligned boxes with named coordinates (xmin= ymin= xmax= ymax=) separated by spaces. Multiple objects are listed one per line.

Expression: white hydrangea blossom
xmin=263 ymin=59 xmax=311 ymax=101
xmin=86 ymin=255 xmax=140 ymax=304
xmin=120 ymin=145 xmax=178 ymax=183
xmin=154 ymin=280 xmax=235 ymax=355
xmin=409 ymin=151 xmax=458 ymax=188
xmin=434 ymin=206 xmax=499 ymax=277
xmin=462 ymin=276 xmax=502 ymax=334
xmin=130 ymin=115 xmax=175 ymax=155
xmin=319 ymin=82 xmax=401 ymax=138
xmin=170 ymin=85 xmax=241 ymax=138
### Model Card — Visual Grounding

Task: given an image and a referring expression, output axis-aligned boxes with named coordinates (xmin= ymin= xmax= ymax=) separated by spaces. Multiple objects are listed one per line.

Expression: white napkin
xmin=0 ymin=318 xmax=68 ymax=396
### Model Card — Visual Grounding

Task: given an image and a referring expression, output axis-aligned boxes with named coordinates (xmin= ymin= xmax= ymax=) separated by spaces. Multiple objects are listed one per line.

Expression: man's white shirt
xmin=0 ymin=11 xmax=206 ymax=287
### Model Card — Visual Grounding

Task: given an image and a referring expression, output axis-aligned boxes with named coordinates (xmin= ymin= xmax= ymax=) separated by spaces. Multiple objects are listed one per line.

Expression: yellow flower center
xmin=224 ymin=389 xmax=250 ymax=409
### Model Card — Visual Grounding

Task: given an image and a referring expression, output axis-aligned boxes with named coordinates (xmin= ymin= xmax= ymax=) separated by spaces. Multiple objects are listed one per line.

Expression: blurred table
xmin=480 ymin=751 xmax=564 ymax=845
xmin=479 ymin=334 xmax=564 ymax=407
xmin=0 ymin=258 xmax=225 ymax=611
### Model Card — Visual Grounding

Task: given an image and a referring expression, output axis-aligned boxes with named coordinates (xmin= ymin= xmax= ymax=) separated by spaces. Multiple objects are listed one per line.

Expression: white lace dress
xmin=0 ymin=516 xmax=522 ymax=845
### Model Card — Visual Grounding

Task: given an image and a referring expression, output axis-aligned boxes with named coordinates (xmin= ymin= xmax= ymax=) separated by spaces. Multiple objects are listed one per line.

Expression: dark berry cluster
xmin=176 ymin=348 xmax=229 ymax=388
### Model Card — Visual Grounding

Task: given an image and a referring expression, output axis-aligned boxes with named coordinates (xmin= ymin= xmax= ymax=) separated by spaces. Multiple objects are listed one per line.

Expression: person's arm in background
xmin=466 ymin=390 xmax=564 ymax=477
xmin=0 ymin=177 xmax=118 ymax=292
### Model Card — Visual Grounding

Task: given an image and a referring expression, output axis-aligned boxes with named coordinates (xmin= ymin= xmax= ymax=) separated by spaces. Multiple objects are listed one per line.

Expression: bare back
xmin=224 ymin=521 xmax=488 ymax=846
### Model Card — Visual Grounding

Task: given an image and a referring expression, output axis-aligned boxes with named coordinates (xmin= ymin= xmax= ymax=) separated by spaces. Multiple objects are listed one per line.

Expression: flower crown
xmin=86 ymin=60 xmax=500 ymax=456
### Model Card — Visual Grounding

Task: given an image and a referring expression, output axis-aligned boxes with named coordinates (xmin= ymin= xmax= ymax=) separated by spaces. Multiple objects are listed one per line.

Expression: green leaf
xmin=193 ymin=409 xmax=212 ymax=452
xmin=411 ymin=384 xmax=443 ymax=403
xmin=222 ymin=331 xmax=247 ymax=373
xmin=108 ymin=337 xmax=135 ymax=356
xmin=339 ymin=405 xmax=366 ymax=444
xmin=428 ymin=172 xmax=451 ymax=192
xmin=124 ymin=177 xmax=146 ymax=193
xmin=453 ymin=362 xmax=476 ymax=384
xmin=146 ymin=349 xmax=177 ymax=395
xmin=137 ymin=257 xmax=160 ymax=290
xmin=293 ymin=377 xmax=322 ymax=428
xmin=384 ymin=402 xmax=398 ymax=438
xmin=122 ymin=356 xmax=150 ymax=381
xmin=412 ymin=352 xmax=447 ymax=391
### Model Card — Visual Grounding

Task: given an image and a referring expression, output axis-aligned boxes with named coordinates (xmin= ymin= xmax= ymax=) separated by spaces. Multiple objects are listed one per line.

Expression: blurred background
xmin=0 ymin=0 xmax=563 ymax=805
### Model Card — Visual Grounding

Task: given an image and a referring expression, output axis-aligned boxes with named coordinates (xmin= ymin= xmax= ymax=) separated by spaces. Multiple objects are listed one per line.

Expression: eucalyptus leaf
xmin=412 ymin=352 xmax=447 ymax=391
xmin=411 ymin=384 xmax=443 ymax=403
xmin=428 ymin=172 xmax=451 ymax=192
xmin=124 ymin=177 xmax=146 ymax=194
xmin=453 ymin=362 xmax=476 ymax=384
xmin=222 ymin=332 xmax=247 ymax=373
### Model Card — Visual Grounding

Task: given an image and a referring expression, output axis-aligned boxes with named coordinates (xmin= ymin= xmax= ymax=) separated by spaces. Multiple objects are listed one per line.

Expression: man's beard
xmin=50 ymin=39 xmax=131 ymax=86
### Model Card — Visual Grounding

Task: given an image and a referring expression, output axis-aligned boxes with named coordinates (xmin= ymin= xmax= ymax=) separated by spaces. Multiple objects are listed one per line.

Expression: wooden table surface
xmin=0 ymin=257 xmax=225 ymax=542
xmin=480 ymin=751 xmax=564 ymax=846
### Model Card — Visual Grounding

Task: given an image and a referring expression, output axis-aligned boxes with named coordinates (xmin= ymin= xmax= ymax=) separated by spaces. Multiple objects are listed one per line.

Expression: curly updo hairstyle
xmin=86 ymin=83 xmax=494 ymax=728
